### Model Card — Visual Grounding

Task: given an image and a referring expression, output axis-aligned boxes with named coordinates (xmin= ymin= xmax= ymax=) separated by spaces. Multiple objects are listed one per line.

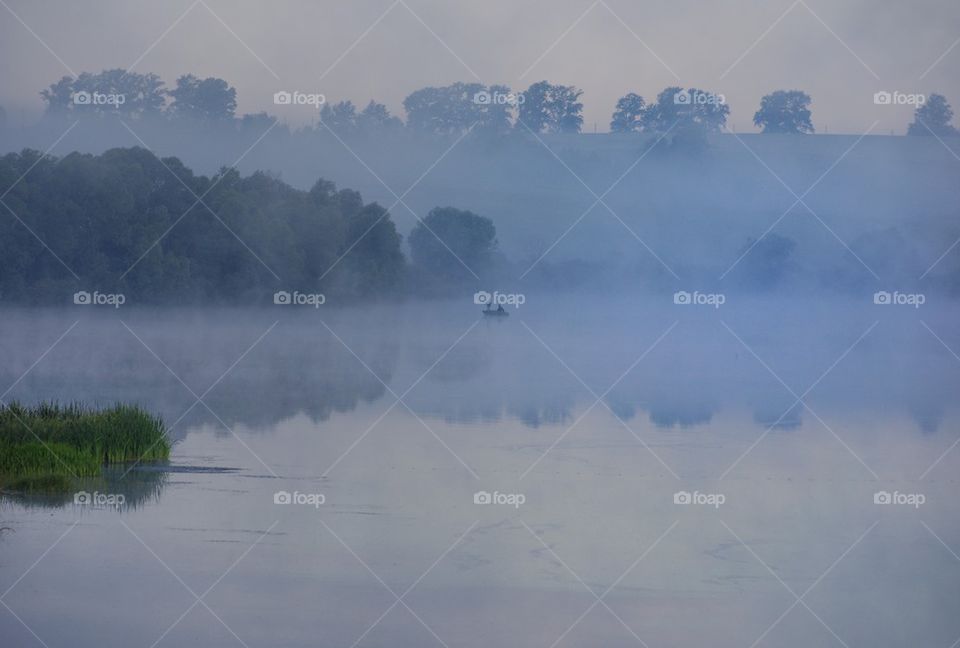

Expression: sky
xmin=1 ymin=0 xmax=959 ymax=133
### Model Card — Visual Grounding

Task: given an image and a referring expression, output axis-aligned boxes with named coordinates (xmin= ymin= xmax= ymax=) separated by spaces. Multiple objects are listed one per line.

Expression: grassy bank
xmin=0 ymin=403 xmax=169 ymax=492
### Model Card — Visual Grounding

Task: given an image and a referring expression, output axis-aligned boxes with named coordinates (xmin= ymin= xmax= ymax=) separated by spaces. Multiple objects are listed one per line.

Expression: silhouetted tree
xmin=167 ymin=74 xmax=237 ymax=121
xmin=338 ymin=203 xmax=405 ymax=295
xmin=475 ymin=84 xmax=517 ymax=136
xmin=408 ymin=207 xmax=496 ymax=282
xmin=753 ymin=90 xmax=813 ymax=134
xmin=641 ymin=86 xmax=730 ymax=134
xmin=238 ymin=112 xmax=277 ymax=133
xmin=402 ymin=82 xmax=522 ymax=137
xmin=319 ymin=100 xmax=358 ymax=135
xmin=40 ymin=70 xmax=166 ymax=118
xmin=908 ymin=94 xmax=958 ymax=137
xmin=403 ymin=83 xmax=484 ymax=135
xmin=0 ymin=147 xmax=406 ymax=303
xmin=517 ymin=81 xmax=583 ymax=134
xmin=610 ymin=93 xmax=646 ymax=133
xmin=356 ymin=100 xmax=404 ymax=133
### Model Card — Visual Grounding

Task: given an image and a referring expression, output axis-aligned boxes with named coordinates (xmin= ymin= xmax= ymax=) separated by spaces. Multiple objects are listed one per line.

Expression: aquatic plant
xmin=0 ymin=403 xmax=169 ymax=493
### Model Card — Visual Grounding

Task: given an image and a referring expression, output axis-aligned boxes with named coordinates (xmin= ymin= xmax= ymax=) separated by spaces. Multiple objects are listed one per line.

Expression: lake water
xmin=1 ymin=298 xmax=958 ymax=647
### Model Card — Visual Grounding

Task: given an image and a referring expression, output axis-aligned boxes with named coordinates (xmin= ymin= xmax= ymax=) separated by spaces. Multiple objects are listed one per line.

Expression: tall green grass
xmin=0 ymin=402 xmax=169 ymax=492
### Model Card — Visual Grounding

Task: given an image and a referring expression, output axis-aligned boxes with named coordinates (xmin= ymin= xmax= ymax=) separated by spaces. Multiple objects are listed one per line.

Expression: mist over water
xmin=2 ymin=1 xmax=960 ymax=646
xmin=1 ymin=300 xmax=959 ymax=647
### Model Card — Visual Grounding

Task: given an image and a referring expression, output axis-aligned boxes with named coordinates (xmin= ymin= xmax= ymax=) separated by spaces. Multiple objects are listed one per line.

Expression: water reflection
xmin=1 ymin=299 xmax=958 ymax=647
xmin=0 ymin=298 xmax=955 ymax=439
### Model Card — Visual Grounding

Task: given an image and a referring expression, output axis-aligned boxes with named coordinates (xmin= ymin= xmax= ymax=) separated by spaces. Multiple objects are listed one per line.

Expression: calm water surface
xmin=1 ymin=298 xmax=958 ymax=647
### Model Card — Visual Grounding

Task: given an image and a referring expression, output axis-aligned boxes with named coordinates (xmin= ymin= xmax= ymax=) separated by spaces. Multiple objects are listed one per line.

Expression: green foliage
xmin=754 ymin=90 xmax=814 ymax=134
xmin=0 ymin=147 xmax=406 ymax=303
xmin=408 ymin=207 xmax=497 ymax=283
xmin=0 ymin=403 xmax=169 ymax=492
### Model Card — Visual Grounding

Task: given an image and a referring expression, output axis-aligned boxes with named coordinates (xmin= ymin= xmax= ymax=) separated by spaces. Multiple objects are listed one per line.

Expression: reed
xmin=0 ymin=402 xmax=169 ymax=492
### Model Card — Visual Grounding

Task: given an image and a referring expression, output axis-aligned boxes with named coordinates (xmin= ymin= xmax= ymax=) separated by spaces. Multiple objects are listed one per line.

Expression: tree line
xmin=0 ymin=147 xmax=498 ymax=304
xmin=12 ymin=69 xmax=958 ymax=139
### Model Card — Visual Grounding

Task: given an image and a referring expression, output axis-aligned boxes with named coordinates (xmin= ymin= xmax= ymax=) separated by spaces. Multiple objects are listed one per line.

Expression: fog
xmin=3 ymin=118 xmax=959 ymax=295
xmin=2 ymin=3 xmax=960 ymax=647
xmin=1 ymin=299 xmax=955 ymax=443
xmin=2 ymin=0 xmax=958 ymax=133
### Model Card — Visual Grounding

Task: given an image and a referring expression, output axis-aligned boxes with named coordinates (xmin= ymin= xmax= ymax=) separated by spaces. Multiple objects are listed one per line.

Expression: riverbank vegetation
xmin=0 ymin=403 xmax=169 ymax=492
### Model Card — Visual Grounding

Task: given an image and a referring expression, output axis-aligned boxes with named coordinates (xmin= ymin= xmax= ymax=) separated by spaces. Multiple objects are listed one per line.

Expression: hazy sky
xmin=1 ymin=0 xmax=958 ymax=133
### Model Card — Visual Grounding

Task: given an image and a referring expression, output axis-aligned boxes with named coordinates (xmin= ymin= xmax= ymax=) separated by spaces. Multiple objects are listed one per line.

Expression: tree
xmin=356 ymin=101 xmax=403 ymax=133
xmin=474 ymin=84 xmax=517 ymax=136
xmin=339 ymin=203 xmax=405 ymax=295
xmin=753 ymin=90 xmax=813 ymax=134
xmin=167 ymin=74 xmax=237 ymax=121
xmin=0 ymin=147 xmax=407 ymax=303
xmin=40 ymin=76 xmax=76 ymax=114
xmin=518 ymin=81 xmax=583 ymax=134
xmin=319 ymin=100 xmax=358 ymax=135
xmin=641 ymin=86 xmax=730 ymax=134
xmin=40 ymin=69 xmax=166 ymax=118
xmin=610 ymin=93 xmax=646 ymax=133
xmin=908 ymin=94 xmax=958 ymax=137
xmin=408 ymin=207 xmax=497 ymax=282
xmin=403 ymin=83 xmax=484 ymax=135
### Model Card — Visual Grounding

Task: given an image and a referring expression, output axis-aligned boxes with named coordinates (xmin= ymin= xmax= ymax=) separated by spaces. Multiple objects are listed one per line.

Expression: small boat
xmin=482 ymin=304 xmax=509 ymax=317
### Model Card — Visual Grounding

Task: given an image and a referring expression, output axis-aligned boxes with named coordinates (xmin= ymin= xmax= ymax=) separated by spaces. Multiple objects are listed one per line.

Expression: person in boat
xmin=497 ymin=304 xmax=504 ymax=313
